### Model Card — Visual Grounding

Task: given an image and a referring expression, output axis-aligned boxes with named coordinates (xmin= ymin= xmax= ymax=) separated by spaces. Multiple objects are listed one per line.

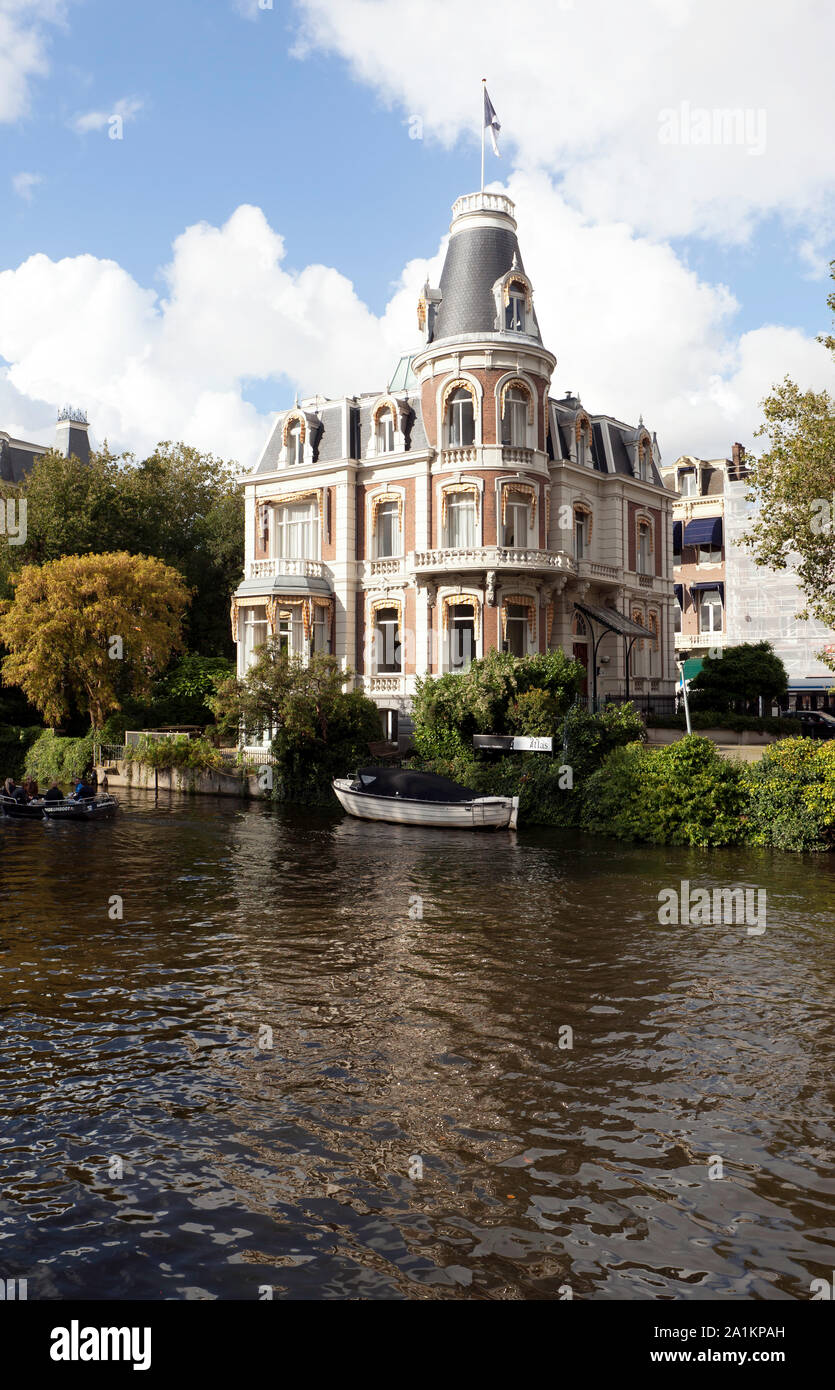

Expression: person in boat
xmin=71 ymin=778 xmax=96 ymax=801
xmin=24 ymin=776 xmax=39 ymax=800
xmin=3 ymin=777 xmax=16 ymax=799
xmin=43 ymin=778 xmax=63 ymax=803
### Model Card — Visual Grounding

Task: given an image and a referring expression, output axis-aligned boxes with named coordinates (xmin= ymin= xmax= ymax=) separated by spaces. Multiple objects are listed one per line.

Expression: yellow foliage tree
xmin=0 ymin=552 xmax=191 ymax=728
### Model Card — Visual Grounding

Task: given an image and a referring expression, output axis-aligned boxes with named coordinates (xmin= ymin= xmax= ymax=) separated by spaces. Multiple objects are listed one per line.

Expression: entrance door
xmin=573 ymin=642 xmax=589 ymax=696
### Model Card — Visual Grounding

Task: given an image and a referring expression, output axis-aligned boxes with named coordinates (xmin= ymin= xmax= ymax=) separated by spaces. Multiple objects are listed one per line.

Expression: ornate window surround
xmin=438 ymin=373 xmax=482 ymax=448
xmin=367 ymin=484 xmax=406 ymax=558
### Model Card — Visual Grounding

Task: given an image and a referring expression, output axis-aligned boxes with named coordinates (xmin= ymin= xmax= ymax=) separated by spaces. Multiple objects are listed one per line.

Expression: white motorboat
xmin=332 ymin=768 xmax=519 ymax=831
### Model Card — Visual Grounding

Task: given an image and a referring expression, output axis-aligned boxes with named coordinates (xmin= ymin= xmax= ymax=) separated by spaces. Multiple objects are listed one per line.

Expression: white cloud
xmin=69 ymin=95 xmax=143 ymax=135
xmin=291 ymin=0 xmax=835 ymax=249
xmin=0 ymin=0 xmax=66 ymax=122
xmin=1 ymin=191 xmax=832 ymax=472
xmin=12 ymin=170 xmax=42 ymax=201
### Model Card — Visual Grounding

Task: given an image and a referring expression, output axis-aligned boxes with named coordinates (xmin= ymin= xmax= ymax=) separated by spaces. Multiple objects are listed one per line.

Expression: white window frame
xmin=501 ymin=387 xmax=528 ymax=447
xmin=446 ymin=604 xmax=476 ymax=673
xmin=447 ymin=389 xmax=475 ymax=448
xmin=287 ymin=424 xmax=304 ymax=467
xmin=377 ymin=410 xmax=395 ymax=453
xmin=503 ymin=492 xmax=530 ymax=548
xmin=374 ymin=499 xmax=401 ymax=558
xmin=243 ymin=605 xmax=268 ymax=670
xmin=699 ymin=591 xmax=723 ymax=634
xmin=679 ymin=469 xmax=698 ymax=497
xmin=373 ymin=607 xmax=402 ymax=674
xmin=505 ymin=289 xmax=526 ymax=332
xmin=273 ymin=500 xmax=319 ymax=561
xmin=444 ymin=493 xmax=477 ymax=548
xmin=637 ymin=523 xmax=652 ymax=576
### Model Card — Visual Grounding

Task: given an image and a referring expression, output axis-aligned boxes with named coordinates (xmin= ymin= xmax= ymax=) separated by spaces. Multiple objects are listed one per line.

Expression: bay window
xmin=505 ymin=604 xmax=529 ymax=657
xmin=243 ymin=605 xmax=268 ymax=669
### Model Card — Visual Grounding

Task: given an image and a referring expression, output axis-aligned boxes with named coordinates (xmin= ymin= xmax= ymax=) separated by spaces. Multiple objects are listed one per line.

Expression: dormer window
xmin=447 ymin=388 xmax=475 ymax=447
xmin=679 ymin=468 xmax=698 ymax=496
xmin=505 ymin=284 xmax=527 ymax=332
xmin=288 ymin=423 xmax=303 ymax=466
xmin=377 ymin=410 xmax=395 ymax=453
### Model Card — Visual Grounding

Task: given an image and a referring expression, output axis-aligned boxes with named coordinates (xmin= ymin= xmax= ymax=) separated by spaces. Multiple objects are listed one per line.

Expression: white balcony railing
xmin=366 ymin=557 xmax=404 ymax=579
xmin=675 ymin=632 xmax=726 ymax=650
xmin=411 ymin=546 xmax=575 ymax=573
xmin=247 ymin=558 xmax=324 ymax=580
xmin=452 ymin=191 xmax=515 ymax=220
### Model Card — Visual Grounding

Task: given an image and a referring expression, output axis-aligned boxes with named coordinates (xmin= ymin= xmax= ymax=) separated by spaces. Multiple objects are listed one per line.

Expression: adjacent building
xmin=0 ymin=407 xmax=91 ymax=482
xmin=233 ymin=189 xmax=677 ymax=742
xmin=661 ymin=447 xmax=835 ymax=711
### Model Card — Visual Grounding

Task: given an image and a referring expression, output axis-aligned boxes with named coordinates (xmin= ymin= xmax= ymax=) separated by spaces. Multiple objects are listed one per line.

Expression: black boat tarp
xmin=350 ymin=768 xmax=477 ymax=803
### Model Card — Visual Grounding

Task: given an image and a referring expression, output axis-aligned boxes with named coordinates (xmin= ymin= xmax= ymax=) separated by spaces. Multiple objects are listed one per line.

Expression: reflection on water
xmin=0 ymin=788 xmax=833 ymax=1300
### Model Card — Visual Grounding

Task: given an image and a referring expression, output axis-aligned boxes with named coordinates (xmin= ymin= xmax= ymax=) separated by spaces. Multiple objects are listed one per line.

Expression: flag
xmin=483 ymin=86 xmax=501 ymax=157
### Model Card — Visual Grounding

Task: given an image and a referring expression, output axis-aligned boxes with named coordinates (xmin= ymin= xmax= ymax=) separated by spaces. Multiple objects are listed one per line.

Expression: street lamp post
xmin=676 ymin=659 xmax=692 ymax=735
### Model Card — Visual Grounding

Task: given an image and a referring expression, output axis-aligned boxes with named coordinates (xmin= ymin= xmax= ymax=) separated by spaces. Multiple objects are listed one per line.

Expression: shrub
xmin=126 ymin=734 xmax=227 ymax=774
xmin=581 ymin=734 xmax=747 ymax=847
xmin=645 ymin=710 xmax=799 ymax=735
xmin=742 ymin=737 xmax=835 ymax=851
xmin=689 ymin=641 xmax=788 ymax=713
xmin=411 ymin=648 xmax=584 ymax=758
xmin=24 ymin=729 xmax=96 ymax=785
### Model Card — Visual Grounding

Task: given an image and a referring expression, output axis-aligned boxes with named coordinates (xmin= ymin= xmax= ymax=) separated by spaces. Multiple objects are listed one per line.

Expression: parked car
xmin=783 ymin=710 xmax=835 ymax=739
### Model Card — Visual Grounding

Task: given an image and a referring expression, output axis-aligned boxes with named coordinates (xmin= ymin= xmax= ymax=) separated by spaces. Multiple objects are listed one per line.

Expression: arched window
xmin=287 ymin=423 xmax=304 ymax=466
xmin=637 ymin=520 xmax=653 ymax=575
xmin=502 ymin=491 xmax=531 ymax=548
xmin=501 ymin=386 xmax=528 ymax=446
xmin=373 ymin=605 xmax=402 ymax=674
xmin=576 ymin=416 xmax=592 ymax=467
xmin=573 ymin=506 xmax=592 ymax=560
xmin=375 ymin=499 xmax=400 ymax=558
xmin=447 ymin=388 xmax=475 ymax=447
xmin=505 ymin=280 xmax=527 ymax=332
xmin=377 ymin=410 xmax=395 ymax=453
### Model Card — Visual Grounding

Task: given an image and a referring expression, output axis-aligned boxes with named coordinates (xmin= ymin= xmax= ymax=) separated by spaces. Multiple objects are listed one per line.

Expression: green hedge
xmin=24 ymin=730 xmax=96 ymax=785
xmin=581 ymin=735 xmax=747 ymax=847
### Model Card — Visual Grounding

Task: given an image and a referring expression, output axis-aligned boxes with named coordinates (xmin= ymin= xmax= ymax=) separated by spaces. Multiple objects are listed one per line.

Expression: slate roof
xmin=430 ymin=225 xmax=541 ymax=343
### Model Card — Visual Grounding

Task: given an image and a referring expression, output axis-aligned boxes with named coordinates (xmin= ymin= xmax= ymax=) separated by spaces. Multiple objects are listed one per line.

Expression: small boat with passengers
xmin=332 ymin=767 xmax=519 ymax=831
xmin=1 ymin=793 xmax=118 ymax=822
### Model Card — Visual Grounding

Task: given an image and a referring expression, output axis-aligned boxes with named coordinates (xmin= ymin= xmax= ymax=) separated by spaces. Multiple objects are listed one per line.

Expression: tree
xmin=0 ymin=552 xmax=190 ymax=728
xmin=689 ymin=641 xmax=788 ymax=713
xmin=0 ymin=441 xmax=243 ymax=655
xmin=745 ymin=264 xmax=835 ymax=666
xmin=212 ymin=647 xmax=382 ymax=790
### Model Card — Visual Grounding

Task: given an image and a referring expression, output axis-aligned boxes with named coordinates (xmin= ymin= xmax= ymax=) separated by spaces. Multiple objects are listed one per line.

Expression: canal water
xmin=1 ymin=788 xmax=833 ymax=1301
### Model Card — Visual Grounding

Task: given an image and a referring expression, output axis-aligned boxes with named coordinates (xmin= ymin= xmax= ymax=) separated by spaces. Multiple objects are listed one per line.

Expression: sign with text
xmin=511 ymin=736 xmax=553 ymax=752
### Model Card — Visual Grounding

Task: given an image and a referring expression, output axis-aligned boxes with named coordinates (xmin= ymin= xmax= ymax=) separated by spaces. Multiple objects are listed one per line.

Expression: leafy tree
xmin=0 ymin=441 xmax=243 ymax=655
xmin=689 ymin=641 xmax=788 ymax=712
xmin=0 ymin=552 xmax=190 ymax=728
xmin=745 ymin=264 xmax=835 ymax=664
xmin=212 ymin=647 xmax=381 ymax=792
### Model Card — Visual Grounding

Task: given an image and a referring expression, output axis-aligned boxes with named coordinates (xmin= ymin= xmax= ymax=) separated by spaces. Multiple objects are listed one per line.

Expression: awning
xmin=787 ymin=676 xmax=835 ymax=692
xmin=683 ymin=516 xmax=722 ymax=547
xmin=672 ymin=520 xmax=682 ymax=554
xmin=674 ymin=583 xmax=684 ymax=608
xmin=690 ymin=581 xmax=724 ymax=603
xmin=678 ymin=657 xmax=704 ymax=686
xmin=573 ymin=600 xmax=649 ymax=640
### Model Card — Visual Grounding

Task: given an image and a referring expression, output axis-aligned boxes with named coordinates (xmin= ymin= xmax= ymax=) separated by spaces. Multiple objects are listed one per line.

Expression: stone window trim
xmin=499 ymin=479 xmax=537 ymax=527
xmin=500 ymin=592 xmax=537 ymax=640
xmin=497 ymin=375 xmax=535 ymax=425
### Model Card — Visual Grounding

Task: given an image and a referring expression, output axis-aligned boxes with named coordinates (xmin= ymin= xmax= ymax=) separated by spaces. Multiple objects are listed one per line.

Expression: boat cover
xmin=351 ymin=768 xmax=477 ymax=802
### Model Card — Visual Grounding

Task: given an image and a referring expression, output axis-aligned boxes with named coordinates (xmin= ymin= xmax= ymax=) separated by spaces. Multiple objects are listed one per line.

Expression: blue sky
xmin=1 ymin=0 xmax=833 ymax=465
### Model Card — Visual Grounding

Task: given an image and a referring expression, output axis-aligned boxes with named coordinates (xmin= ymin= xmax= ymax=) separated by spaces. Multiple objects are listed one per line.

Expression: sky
xmin=1 ymin=0 xmax=834 ymax=470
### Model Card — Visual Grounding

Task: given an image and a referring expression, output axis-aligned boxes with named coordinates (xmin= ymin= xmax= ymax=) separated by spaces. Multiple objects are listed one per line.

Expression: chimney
xmin=55 ymin=407 xmax=91 ymax=464
xmin=731 ymin=441 xmax=746 ymax=478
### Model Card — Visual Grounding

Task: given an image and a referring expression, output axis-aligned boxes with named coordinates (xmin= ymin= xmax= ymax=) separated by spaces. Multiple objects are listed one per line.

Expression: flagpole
xmin=481 ymin=78 xmax=486 ymax=192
